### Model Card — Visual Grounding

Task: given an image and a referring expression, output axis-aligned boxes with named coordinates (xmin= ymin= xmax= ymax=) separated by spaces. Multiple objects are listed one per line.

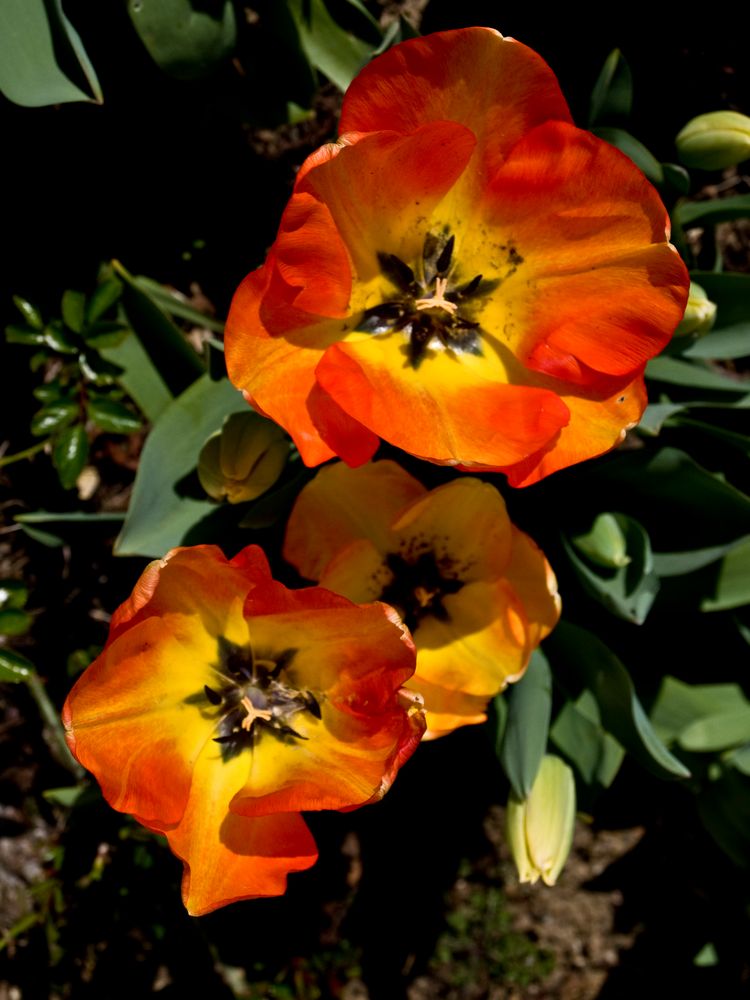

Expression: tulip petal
xmin=164 ymin=741 xmax=318 ymax=916
xmin=316 ymin=337 xmax=570 ymax=468
xmin=340 ymin=28 xmax=572 ymax=185
xmin=284 ymin=459 xmax=425 ymax=580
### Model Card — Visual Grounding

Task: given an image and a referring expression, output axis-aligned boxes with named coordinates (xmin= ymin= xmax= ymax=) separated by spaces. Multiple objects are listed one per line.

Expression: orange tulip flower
xmin=284 ymin=460 xmax=561 ymax=738
xmin=225 ymin=27 xmax=688 ymax=486
xmin=63 ymin=544 xmax=424 ymax=915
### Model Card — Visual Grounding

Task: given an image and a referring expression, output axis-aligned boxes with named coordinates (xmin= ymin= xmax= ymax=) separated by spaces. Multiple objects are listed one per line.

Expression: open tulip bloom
xmin=63 ymin=545 xmax=424 ymax=915
xmin=285 ymin=460 xmax=561 ymax=738
xmin=226 ymin=27 xmax=689 ymax=486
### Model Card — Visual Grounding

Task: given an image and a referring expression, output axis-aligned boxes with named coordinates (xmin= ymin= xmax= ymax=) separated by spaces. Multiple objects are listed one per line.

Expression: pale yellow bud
xmin=676 ymin=111 xmax=750 ymax=170
xmin=673 ymin=282 xmax=717 ymax=338
xmin=198 ymin=411 xmax=288 ymax=504
xmin=506 ymin=755 xmax=576 ymax=887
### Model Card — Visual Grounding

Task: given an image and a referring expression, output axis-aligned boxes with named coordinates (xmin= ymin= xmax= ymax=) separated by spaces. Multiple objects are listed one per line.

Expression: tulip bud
xmin=673 ymin=282 xmax=717 ymax=338
xmin=198 ymin=411 xmax=288 ymax=504
xmin=506 ymin=755 xmax=576 ymax=886
xmin=676 ymin=111 xmax=750 ymax=171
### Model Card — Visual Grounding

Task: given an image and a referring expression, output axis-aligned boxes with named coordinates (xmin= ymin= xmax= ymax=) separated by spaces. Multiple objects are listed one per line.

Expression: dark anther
xmin=460 ymin=274 xmax=482 ymax=297
xmin=217 ymin=635 xmax=253 ymax=680
xmin=435 ymin=234 xmax=455 ymax=275
xmin=204 ymin=684 xmax=222 ymax=706
xmin=377 ymin=252 xmax=416 ymax=293
xmin=268 ymin=647 xmax=298 ymax=679
xmin=305 ymin=692 xmax=322 ymax=719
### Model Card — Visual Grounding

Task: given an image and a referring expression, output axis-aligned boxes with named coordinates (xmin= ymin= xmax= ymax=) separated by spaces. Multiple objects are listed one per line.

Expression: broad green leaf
xmin=550 ymin=691 xmax=624 ymax=788
xmin=0 ymin=648 xmax=33 ymax=682
xmin=19 ymin=525 xmax=64 ymax=547
xmin=701 ymin=536 xmax=750 ymax=611
xmin=341 ymin=0 xmax=381 ymax=30
xmin=0 ymin=608 xmax=32 ymax=636
xmin=61 ymin=290 xmax=86 ymax=334
xmin=12 ymin=296 xmax=43 ymax=329
xmin=679 ymin=708 xmax=750 ymax=752
xmin=113 ymin=260 xmax=204 ymax=396
xmin=676 ymin=195 xmax=750 ymax=228
xmin=132 ymin=276 xmax=225 ymax=334
xmin=589 ymin=49 xmax=632 ymax=126
xmin=100 ymin=329 xmax=173 ymax=423
xmin=652 ymin=537 xmax=748 ymax=577
xmin=43 ymin=786 xmax=87 ymax=807
xmin=0 ymin=581 xmax=28 ymax=610
xmin=127 ymin=0 xmax=237 ymax=79
xmin=287 ymin=0 xmax=374 ymax=92
xmin=30 ymin=402 xmax=78 ymax=437
xmin=497 ymin=649 xmax=552 ymax=798
xmin=682 ymin=323 xmax=750 ymax=360
xmin=52 ymin=424 xmax=89 ymax=490
xmin=0 ymin=0 xmax=101 ymax=106
xmin=564 ymin=515 xmax=660 ymax=625
xmin=727 ymin=744 xmax=750 ymax=776
xmin=83 ymin=321 xmax=130 ymax=350
xmin=86 ymin=278 xmax=124 ymax=324
xmin=650 ymin=676 xmax=744 ymax=743
xmin=662 ymin=163 xmax=690 ymax=194
xmin=87 ymin=398 xmax=142 ymax=434
xmin=548 ymin=622 xmax=690 ymax=779
xmin=593 ymin=127 xmax=663 ymax=184
xmin=638 ymin=402 xmax=687 ymax=435
xmin=115 ymin=376 xmax=248 ymax=557
xmin=673 ymin=416 xmax=750 ymax=456
xmin=647 ymin=356 xmax=748 ymax=393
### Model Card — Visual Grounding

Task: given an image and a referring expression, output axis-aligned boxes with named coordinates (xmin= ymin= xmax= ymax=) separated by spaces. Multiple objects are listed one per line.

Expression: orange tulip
xmin=226 ymin=27 xmax=688 ymax=486
xmin=63 ymin=544 xmax=423 ymax=915
xmin=284 ymin=460 xmax=561 ymax=738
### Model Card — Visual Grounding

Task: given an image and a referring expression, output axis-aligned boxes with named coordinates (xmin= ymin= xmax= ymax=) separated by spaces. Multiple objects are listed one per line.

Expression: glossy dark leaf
xmin=52 ymin=424 xmax=89 ymax=490
xmin=0 ymin=607 xmax=32 ymax=637
xmin=85 ymin=279 xmax=123 ymax=325
xmin=0 ymin=648 xmax=33 ymax=683
xmin=61 ymin=290 xmax=86 ymax=334
xmin=30 ymin=402 xmax=78 ymax=437
xmin=87 ymin=398 xmax=142 ymax=434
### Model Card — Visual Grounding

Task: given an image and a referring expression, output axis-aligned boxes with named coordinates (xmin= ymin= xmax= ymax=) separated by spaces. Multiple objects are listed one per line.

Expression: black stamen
xmin=204 ymin=685 xmax=222 ymax=706
xmin=305 ymin=692 xmax=322 ymax=719
xmin=377 ymin=252 xmax=416 ymax=292
xmin=435 ymin=234 xmax=455 ymax=274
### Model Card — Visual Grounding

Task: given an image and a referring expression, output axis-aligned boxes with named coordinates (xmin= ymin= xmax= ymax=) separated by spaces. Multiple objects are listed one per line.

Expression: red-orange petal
xmin=340 ymin=28 xmax=572 ymax=184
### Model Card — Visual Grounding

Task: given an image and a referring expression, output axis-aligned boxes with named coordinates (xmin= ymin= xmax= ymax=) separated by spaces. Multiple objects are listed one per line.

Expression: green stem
xmin=0 ymin=440 xmax=48 ymax=468
xmin=25 ymin=671 xmax=84 ymax=780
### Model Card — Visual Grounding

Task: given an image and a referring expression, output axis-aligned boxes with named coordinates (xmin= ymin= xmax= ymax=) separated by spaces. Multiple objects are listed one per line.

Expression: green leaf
xmin=19 ymin=525 xmax=64 ymax=547
xmin=497 ymin=649 xmax=552 ymax=798
xmin=86 ymin=398 xmax=142 ymax=434
xmin=287 ymin=0 xmax=374 ymax=92
xmin=548 ymin=622 xmax=690 ymax=780
xmin=682 ymin=323 xmax=750 ymax=360
xmin=0 ymin=608 xmax=32 ymax=636
xmin=30 ymin=402 xmax=78 ymax=437
xmin=12 ymin=296 xmax=43 ymax=329
xmin=5 ymin=324 xmax=46 ymax=346
xmin=701 ymin=536 xmax=750 ymax=611
xmin=61 ymin=290 xmax=86 ymax=334
xmin=650 ymin=676 xmax=746 ymax=743
xmin=15 ymin=511 xmax=125 ymax=525
xmin=115 ymin=376 xmax=248 ymax=557
xmin=679 ymin=708 xmax=750 ymax=753
xmin=550 ymin=691 xmax=624 ymax=788
xmin=113 ymin=260 xmax=204 ymax=396
xmin=638 ymin=402 xmax=688 ymax=435
xmin=0 ymin=581 xmax=28 ymax=610
xmin=86 ymin=278 xmax=123 ymax=324
xmin=564 ymin=515 xmax=660 ymax=625
xmin=727 ymin=744 xmax=750 ymax=776
xmin=646 ymin=356 xmax=748 ymax=393
xmin=0 ymin=0 xmax=101 ymax=106
xmin=662 ymin=163 xmax=691 ymax=195
xmin=589 ymin=49 xmax=632 ymax=126
xmin=52 ymin=424 xmax=89 ymax=490
xmin=652 ymin=537 xmax=747 ymax=577
xmin=698 ymin=767 xmax=750 ymax=868
xmin=0 ymin=648 xmax=34 ymax=682
xmin=43 ymin=321 xmax=78 ymax=354
xmin=592 ymin=126 xmax=663 ymax=184
xmin=131 ymin=276 xmax=225 ymax=334
xmin=676 ymin=195 xmax=750 ymax=228
xmin=99 ymin=328 xmax=173 ymax=423
xmin=127 ymin=0 xmax=237 ymax=80
xmin=83 ymin=321 xmax=130 ymax=350
xmin=43 ymin=785 xmax=87 ymax=807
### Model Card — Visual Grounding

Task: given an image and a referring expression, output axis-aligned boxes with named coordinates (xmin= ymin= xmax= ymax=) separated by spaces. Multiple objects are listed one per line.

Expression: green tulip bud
xmin=676 ymin=111 xmax=750 ymax=171
xmin=673 ymin=282 xmax=717 ymax=338
xmin=198 ymin=411 xmax=288 ymax=504
xmin=506 ymin=755 xmax=576 ymax=887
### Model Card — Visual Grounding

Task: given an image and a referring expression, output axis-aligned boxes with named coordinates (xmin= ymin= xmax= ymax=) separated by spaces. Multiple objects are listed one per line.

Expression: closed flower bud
xmin=673 ymin=282 xmax=717 ymax=338
xmin=676 ymin=111 xmax=750 ymax=171
xmin=506 ymin=755 xmax=576 ymax=887
xmin=198 ymin=411 xmax=288 ymax=504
